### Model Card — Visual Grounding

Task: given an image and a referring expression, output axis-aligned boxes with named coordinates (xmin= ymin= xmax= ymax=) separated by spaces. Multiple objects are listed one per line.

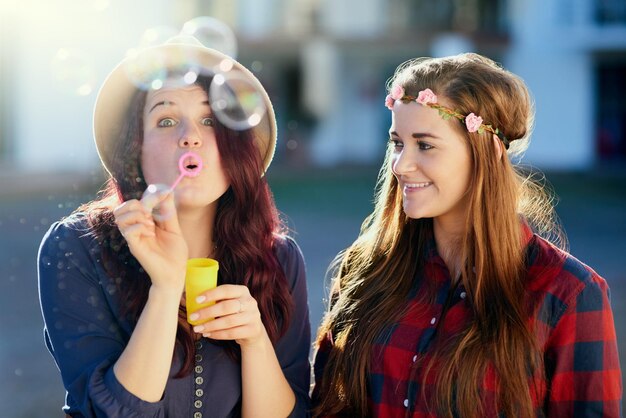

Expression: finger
xmin=114 ymin=210 xmax=155 ymax=230
xmin=140 ymin=184 xmax=170 ymax=213
xmin=200 ymin=325 xmax=256 ymax=341
xmin=193 ymin=312 xmax=251 ymax=334
xmin=198 ymin=284 xmax=250 ymax=303
xmin=192 ymin=298 xmax=245 ymax=322
xmin=113 ymin=200 xmax=151 ymax=219
xmin=141 ymin=185 xmax=182 ymax=234
xmin=120 ymin=223 xmax=156 ymax=243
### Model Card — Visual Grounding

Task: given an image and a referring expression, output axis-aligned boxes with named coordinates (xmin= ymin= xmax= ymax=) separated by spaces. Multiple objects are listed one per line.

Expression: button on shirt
xmin=313 ymin=224 xmax=622 ymax=417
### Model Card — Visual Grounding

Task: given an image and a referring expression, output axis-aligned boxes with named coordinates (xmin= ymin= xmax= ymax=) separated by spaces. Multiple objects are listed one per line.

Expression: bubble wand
xmin=142 ymin=151 xmax=204 ymax=220
xmin=169 ymin=151 xmax=204 ymax=192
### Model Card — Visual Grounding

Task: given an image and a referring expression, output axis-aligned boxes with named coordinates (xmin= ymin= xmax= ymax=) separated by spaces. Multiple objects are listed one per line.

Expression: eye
xmin=157 ymin=118 xmax=177 ymax=127
xmin=201 ymin=117 xmax=214 ymax=127
xmin=418 ymin=141 xmax=433 ymax=150
xmin=389 ymin=138 xmax=403 ymax=151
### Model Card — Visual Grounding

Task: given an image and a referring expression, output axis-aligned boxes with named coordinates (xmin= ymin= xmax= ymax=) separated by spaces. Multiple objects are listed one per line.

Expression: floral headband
xmin=385 ymin=86 xmax=510 ymax=149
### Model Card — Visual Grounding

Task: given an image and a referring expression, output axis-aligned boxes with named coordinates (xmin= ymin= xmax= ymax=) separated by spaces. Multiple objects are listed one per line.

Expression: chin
xmin=402 ymin=203 xmax=426 ymax=219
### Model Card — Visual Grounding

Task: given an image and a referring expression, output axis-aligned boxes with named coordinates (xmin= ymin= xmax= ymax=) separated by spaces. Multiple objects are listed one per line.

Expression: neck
xmin=177 ymin=204 xmax=217 ymax=259
xmin=433 ymin=215 xmax=466 ymax=281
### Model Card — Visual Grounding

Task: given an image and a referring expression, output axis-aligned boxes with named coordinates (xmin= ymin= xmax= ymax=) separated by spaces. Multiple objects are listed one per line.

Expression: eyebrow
xmin=148 ymin=101 xmax=173 ymax=113
xmin=148 ymin=100 xmax=211 ymax=114
xmin=389 ymin=131 xmax=441 ymax=140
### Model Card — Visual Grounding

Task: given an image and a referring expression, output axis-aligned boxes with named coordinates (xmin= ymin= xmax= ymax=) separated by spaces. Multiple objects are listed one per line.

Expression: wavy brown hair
xmin=314 ymin=54 xmax=564 ymax=417
xmin=76 ymin=75 xmax=293 ymax=376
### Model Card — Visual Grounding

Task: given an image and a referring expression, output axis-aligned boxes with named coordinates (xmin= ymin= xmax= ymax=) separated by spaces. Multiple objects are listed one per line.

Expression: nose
xmin=179 ymin=136 xmax=202 ymax=148
xmin=391 ymin=148 xmax=417 ymax=177
xmin=178 ymin=123 xmax=202 ymax=148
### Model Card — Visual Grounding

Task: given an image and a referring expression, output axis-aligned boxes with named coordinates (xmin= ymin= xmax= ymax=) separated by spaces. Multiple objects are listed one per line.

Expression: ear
xmin=492 ymin=134 xmax=503 ymax=160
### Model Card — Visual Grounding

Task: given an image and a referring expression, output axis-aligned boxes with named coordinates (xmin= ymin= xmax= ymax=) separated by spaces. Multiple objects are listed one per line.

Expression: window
xmin=595 ymin=60 xmax=626 ymax=160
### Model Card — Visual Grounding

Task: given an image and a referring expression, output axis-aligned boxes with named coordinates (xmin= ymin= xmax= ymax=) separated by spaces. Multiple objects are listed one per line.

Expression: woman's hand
xmin=113 ymin=186 xmax=188 ymax=292
xmin=190 ymin=285 xmax=265 ymax=348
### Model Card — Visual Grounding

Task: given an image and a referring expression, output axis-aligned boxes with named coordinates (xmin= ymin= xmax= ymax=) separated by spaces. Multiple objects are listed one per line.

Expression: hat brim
xmin=93 ymin=42 xmax=277 ymax=176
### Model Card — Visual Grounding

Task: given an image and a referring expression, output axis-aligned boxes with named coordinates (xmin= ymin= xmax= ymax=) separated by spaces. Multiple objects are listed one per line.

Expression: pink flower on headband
xmin=385 ymin=95 xmax=395 ymax=110
xmin=465 ymin=113 xmax=483 ymax=133
xmin=416 ymin=88 xmax=437 ymax=105
xmin=390 ymin=85 xmax=405 ymax=100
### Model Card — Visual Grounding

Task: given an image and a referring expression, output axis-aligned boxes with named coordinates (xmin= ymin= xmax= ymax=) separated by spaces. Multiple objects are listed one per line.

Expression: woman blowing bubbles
xmin=312 ymin=54 xmax=622 ymax=417
xmin=38 ymin=34 xmax=310 ymax=417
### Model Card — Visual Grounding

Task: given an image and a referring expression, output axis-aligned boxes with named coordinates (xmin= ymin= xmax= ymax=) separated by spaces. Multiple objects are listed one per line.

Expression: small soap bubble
xmin=50 ymin=48 xmax=96 ymax=96
xmin=286 ymin=139 xmax=299 ymax=150
xmin=14 ymin=369 xmax=23 ymax=377
xmin=180 ymin=16 xmax=238 ymax=58
xmin=209 ymin=72 xmax=267 ymax=131
xmin=251 ymin=61 xmax=263 ymax=73
xmin=125 ymin=26 xmax=200 ymax=91
xmin=19 ymin=218 xmax=26 ymax=224
xmin=138 ymin=26 xmax=179 ymax=50
xmin=106 ymin=284 xmax=117 ymax=295
xmin=87 ymin=295 xmax=98 ymax=307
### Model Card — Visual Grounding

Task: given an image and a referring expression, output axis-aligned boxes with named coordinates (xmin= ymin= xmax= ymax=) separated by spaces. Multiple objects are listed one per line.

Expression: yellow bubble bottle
xmin=185 ymin=258 xmax=219 ymax=325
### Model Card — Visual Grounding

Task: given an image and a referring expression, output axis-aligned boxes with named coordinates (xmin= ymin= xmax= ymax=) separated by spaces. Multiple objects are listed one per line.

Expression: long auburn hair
xmin=76 ymin=75 xmax=293 ymax=375
xmin=314 ymin=54 xmax=564 ymax=417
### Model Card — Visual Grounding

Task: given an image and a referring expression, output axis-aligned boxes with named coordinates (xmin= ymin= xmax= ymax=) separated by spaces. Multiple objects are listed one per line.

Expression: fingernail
xmin=193 ymin=325 xmax=204 ymax=332
xmin=196 ymin=296 xmax=206 ymax=304
xmin=203 ymin=333 xmax=211 ymax=338
xmin=189 ymin=313 xmax=199 ymax=321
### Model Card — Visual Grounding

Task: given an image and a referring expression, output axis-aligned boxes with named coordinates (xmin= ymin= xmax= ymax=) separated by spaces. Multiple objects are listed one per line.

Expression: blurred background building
xmin=1 ymin=2 xmax=625 ymax=415
xmin=1 ymin=0 xmax=625 ymax=178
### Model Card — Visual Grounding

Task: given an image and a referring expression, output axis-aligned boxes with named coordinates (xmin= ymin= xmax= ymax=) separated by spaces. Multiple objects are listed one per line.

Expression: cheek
xmin=141 ymin=141 xmax=169 ymax=180
xmin=390 ymin=154 xmax=401 ymax=176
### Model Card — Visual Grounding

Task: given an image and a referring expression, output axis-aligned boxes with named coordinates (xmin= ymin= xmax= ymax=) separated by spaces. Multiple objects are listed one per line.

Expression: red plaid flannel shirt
xmin=313 ymin=225 xmax=622 ymax=417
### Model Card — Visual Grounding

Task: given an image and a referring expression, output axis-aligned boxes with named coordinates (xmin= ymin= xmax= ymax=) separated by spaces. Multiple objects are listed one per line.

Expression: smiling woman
xmin=312 ymin=53 xmax=622 ymax=418
xmin=37 ymin=33 xmax=310 ymax=418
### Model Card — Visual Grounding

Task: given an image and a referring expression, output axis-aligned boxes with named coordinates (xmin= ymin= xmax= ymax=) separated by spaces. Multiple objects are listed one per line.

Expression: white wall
xmin=506 ymin=0 xmax=595 ymax=169
xmin=8 ymin=0 xmax=183 ymax=173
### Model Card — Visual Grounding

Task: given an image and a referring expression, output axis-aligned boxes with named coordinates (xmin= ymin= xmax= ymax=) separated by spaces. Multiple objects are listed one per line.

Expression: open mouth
xmin=178 ymin=152 xmax=203 ymax=177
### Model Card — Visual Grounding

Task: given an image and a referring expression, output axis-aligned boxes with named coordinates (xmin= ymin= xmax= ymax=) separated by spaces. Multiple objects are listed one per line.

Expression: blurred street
xmin=1 ymin=166 xmax=625 ymax=416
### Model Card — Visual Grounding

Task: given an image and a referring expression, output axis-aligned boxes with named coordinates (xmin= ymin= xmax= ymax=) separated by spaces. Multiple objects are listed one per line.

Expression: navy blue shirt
xmin=38 ymin=214 xmax=311 ymax=417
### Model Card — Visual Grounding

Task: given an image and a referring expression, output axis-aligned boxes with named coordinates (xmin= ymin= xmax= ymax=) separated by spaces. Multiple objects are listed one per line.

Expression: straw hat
xmin=93 ymin=36 xmax=277 ymax=176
